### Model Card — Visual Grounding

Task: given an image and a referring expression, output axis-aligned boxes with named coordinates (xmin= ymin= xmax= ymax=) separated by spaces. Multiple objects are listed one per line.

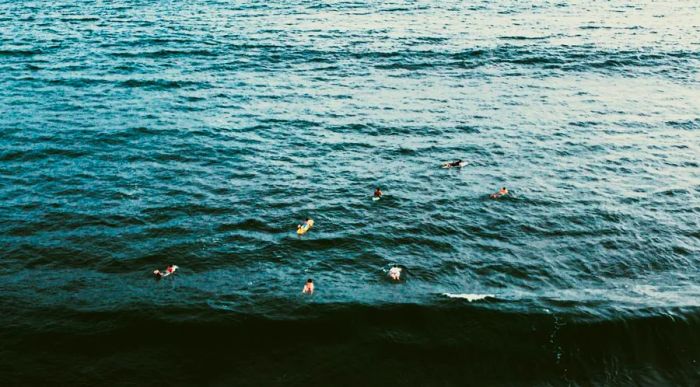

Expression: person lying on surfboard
xmin=153 ymin=265 xmax=178 ymax=278
xmin=442 ymin=159 xmax=464 ymax=168
xmin=297 ymin=218 xmax=314 ymax=234
xmin=374 ymin=187 xmax=383 ymax=198
xmin=490 ymin=187 xmax=509 ymax=199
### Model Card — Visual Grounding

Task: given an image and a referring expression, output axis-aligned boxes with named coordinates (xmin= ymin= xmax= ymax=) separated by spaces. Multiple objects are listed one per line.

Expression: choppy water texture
xmin=1 ymin=0 xmax=699 ymax=385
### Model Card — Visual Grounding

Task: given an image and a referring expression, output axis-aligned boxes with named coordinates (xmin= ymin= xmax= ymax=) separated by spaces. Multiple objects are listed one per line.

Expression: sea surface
xmin=1 ymin=0 xmax=699 ymax=385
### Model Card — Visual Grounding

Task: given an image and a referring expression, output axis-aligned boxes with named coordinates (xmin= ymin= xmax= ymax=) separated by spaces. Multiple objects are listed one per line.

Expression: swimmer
xmin=374 ymin=187 xmax=383 ymax=198
xmin=442 ymin=159 xmax=464 ymax=169
xmin=490 ymin=187 xmax=509 ymax=199
xmin=389 ymin=267 xmax=402 ymax=281
xmin=302 ymin=279 xmax=314 ymax=294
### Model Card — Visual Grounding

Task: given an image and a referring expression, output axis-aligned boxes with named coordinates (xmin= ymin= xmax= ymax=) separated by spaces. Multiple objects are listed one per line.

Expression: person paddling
xmin=490 ymin=187 xmax=509 ymax=199
xmin=442 ymin=159 xmax=464 ymax=168
xmin=153 ymin=264 xmax=178 ymax=278
xmin=297 ymin=218 xmax=314 ymax=234
xmin=374 ymin=187 xmax=383 ymax=198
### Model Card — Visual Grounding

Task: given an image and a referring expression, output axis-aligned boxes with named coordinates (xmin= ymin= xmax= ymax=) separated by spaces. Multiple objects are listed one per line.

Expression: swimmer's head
xmin=307 ymin=279 xmax=313 ymax=283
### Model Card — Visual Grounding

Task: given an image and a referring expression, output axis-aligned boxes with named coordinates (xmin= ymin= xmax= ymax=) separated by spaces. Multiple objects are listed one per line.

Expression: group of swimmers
xmin=154 ymin=159 xmax=509 ymax=295
xmin=299 ymin=159 xmax=508 ymax=294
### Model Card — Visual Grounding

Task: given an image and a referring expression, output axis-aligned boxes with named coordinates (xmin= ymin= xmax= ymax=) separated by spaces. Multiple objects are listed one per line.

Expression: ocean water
xmin=1 ymin=0 xmax=699 ymax=385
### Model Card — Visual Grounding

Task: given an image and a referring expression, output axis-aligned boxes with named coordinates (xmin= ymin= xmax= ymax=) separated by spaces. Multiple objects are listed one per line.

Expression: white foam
xmin=443 ymin=293 xmax=494 ymax=302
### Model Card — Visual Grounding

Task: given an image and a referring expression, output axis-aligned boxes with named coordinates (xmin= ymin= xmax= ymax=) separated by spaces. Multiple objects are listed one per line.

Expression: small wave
xmin=0 ymin=48 xmax=42 ymax=57
xmin=119 ymin=79 xmax=200 ymax=89
xmin=499 ymin=35 xmax=552 ymax=40
xmin=443 ymin=293 xmax=495 ymax=302
xmin=110 ymin=49 xmax=218 ymax=58
xmin=455 ymin=125 xmax=480 ymax=133
xmin=59 ymin=16 xmax=100 ymax=22
xmin=579 ymin=25 xmax=613 ymax=30
xmin=0 ymin=148 xmax=89 ymax=162
xmin=394 ymin=147 xmax=417 ymax=155
xmin=666 ymin=119 xmax=699 ymax=130
xmin=216 ymin=219 xmax=280 ymax=233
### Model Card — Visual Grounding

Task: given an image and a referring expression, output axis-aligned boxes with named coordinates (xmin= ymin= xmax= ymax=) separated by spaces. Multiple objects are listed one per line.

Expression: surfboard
xmin=372 ymin=196 xmax=380 ymax=201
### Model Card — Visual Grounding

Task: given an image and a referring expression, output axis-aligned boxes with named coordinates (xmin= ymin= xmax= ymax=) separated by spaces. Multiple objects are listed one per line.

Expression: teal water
xmin=1 ymin=0 xmax=699 ymax=385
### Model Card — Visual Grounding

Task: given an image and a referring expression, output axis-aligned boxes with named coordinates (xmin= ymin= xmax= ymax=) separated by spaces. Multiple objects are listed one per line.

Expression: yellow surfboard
xmin=297 ymin=219 xmax=314 ymax=235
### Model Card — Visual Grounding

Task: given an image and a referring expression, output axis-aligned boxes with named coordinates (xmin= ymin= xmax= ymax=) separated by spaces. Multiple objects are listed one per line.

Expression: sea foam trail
xmin=443 ymin=293 xmax=495 ymax=302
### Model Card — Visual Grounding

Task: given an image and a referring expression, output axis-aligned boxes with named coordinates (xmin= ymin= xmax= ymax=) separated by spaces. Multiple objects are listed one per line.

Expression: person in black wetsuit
xmin=443 ymin=159 xmax=463 ymax=168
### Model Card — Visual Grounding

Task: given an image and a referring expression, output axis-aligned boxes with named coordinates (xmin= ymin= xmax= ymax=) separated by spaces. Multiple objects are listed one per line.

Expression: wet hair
xmin=305 ymin=218 xmax=310 ymax=221
xmin=307 ymin=279 xmax=313 ymax=283
xmin=502 ymin=187 xmax=506 ymax=190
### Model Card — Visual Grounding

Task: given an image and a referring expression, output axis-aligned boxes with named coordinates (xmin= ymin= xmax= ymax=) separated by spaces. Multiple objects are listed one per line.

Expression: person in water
xmin=153 ymin=264 xmax=178 ymax=278
xmin=298 ymin=218 xmax=312 ymax=229
xmin=490 ymin=187 xmax=509 ymax=199
xmin=374 ymin=187 xmax=383 ymax=198
xmin=442 ymin=159 xmax=463 ymax=168
xmin=389 ymin=267 xmax=402 ymax=281
xmin=302 ymin=279 xmax=314 ymax=294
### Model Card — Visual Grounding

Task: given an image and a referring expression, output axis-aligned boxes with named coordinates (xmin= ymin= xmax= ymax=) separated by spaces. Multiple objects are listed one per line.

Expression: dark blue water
xmin=1 ymin=0 xmax=699 ymax=385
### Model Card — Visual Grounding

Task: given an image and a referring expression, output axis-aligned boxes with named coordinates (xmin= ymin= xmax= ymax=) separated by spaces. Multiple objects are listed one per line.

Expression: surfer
xmin=374 ymin=187 xmax=383 ymax=198
xmin=490 ymin=187 xmax=509 ymax=199
xmin=442 ymin=159 xmax=464 ymax=168
xmin=297 ymin=218 xmax=314 ymax=234
xmin=302 ymin=279 xmax=314 ymax=294
xmin=153 ymin=265 xmax=178 ymax=278
xmin=389 ymin=267 xmax=402 ymax=281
